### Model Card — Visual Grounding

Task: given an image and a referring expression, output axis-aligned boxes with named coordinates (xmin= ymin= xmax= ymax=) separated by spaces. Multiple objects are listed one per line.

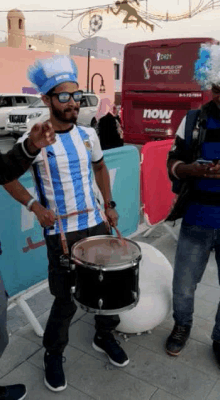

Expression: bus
xmin=121 ymin=37 xmax=218 ymax=144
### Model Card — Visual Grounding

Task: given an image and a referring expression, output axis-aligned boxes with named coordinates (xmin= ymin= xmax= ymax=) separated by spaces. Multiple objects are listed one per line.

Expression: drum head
xmin=71 ymin=235 xmax=141 ymax=270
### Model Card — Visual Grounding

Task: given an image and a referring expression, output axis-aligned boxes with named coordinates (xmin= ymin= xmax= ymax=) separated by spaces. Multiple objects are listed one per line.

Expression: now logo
xmin=143 ymin=109 xmax=174 ymax=119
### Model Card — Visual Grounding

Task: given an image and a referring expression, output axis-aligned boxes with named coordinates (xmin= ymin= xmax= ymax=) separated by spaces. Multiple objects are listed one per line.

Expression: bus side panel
xmin=122 ymin=38 xmax=216 ymax=144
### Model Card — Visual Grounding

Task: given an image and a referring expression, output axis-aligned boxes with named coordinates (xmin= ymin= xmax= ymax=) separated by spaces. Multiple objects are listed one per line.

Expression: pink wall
xmin=0 ymin=47 xmax=114 ymax=102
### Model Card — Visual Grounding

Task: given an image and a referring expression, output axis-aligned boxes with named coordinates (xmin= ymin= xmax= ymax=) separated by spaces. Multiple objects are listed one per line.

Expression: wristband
xmin=26 ymin=198 xmax=36 ymax=211
xmin=171 ymin=161 xmax=185 ymax=179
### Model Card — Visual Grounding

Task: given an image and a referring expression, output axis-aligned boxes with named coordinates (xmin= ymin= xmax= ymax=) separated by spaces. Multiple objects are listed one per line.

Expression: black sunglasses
xmin=50 ymin=90 xmax=84 ymax=103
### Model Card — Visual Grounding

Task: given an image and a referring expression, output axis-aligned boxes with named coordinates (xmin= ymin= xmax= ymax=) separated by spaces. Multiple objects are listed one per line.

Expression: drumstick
xmin=41 ymin=148 xmax=69 ymax=255
xmin=56 ymin=208 xmax=94 ymax=220
xmin=112 ymin=225 xmax=127 ymax=247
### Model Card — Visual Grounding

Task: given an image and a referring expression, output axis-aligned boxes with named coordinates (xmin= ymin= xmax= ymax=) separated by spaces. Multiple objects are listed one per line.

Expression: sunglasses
xmin=50 ymin=90 xmax=84 ymax=103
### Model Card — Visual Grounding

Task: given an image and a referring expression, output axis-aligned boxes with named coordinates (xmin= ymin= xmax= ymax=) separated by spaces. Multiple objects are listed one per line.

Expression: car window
xmin=80 ymin=96 xmax=88 ymax=108
xmin=0 ymin=96 xmax=13 ymax=107
xmin=15 ymin=96 xmax=27 ymax=105
xmin=29 ymin=99 xmax=47 ymax=108
xmin=87 ymin=95 xmax=98 ymax=107
xmin=27 ymin=96 xmax=39 ymax=105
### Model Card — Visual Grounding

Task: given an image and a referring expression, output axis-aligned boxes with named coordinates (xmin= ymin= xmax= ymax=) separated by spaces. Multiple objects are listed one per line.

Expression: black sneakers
xmin=0 ymin=384 xmax=27 ymax=400
xmin=92 ymin=332 xmax=129 ymax=367
xmin=213 ymin=340 xmax=220 ymax=368
xmin=166 ymin=323 xmax=191 ymax=356
xmin=44 ymin=352 xmax=67 ymax=392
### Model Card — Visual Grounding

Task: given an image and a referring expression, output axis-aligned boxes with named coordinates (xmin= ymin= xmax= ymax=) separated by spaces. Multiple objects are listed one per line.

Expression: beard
xmin=51 ymin=102 xmax=79 ymax=124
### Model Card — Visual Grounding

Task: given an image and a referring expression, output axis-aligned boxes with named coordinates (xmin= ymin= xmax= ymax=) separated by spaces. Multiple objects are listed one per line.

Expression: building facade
xmin=70 ymin=36 xmax=124 ymax=103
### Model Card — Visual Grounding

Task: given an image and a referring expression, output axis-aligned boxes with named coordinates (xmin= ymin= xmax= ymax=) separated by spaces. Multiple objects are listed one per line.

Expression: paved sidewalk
xmin=1 ymin=221 xmax=220 ymax=400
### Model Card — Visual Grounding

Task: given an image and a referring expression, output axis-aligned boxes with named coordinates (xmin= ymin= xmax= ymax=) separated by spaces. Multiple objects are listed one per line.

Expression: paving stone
xmin=125 ymin=346 xmax=216 ymax=400
xmin=0 ymin=334 xmax=40 ymax=377
xmin=175 ymin=338 xmax=219 ymax=378
xmin=123 ymin=326 xmax=170 ymax=356
xmin=81 ymin=311 xmax=96 ymax=325
xmin=196 ymin=283 xmax=220 ymax=304
xmin=190 ymin=315 xmax=214 ymax=346
xmin=194 ymin=296 xmax=217 ymax=321
xmin=0 ymin=361 xmax=95 ymax=400
xmin=67 ymin=352 xmax=157 ymax=400
xmin=206 ymin=379 xmax=220 ymax=400
xmin=201 ymin=254 xmax=219 ymax=288
xmin=151 ymin=389 xmax=183 ymax=400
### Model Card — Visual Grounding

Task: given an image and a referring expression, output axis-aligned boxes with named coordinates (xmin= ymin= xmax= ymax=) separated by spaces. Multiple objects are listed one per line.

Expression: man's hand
xmin=31 ymin=201 xmax=56 ymax=228
xmin=175 ymin=162 xmax=219 ymax=179
xmin=203 ymin=162 xmax=220 ymax=179
xmin=27 ymin=121 xmax=56 ymax=153
xmin=105 ymin=208 xmax=119 ymax=228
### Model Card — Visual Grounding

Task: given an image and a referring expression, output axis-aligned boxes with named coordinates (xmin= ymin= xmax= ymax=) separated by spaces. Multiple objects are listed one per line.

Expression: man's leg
xmin=0 ymin=275 xmax=27 ymax=400
xmin=88 ymin=222 xmax=129 ymax=367
xmin=43 ymin=233 xmax=77 ymax=392
xmin=166 ymin=222 xmax=213 ymax=356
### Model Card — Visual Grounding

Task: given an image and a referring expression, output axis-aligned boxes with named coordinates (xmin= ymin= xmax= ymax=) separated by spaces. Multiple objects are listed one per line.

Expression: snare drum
xmin=71 ymin=235 xmax=142 ymax=315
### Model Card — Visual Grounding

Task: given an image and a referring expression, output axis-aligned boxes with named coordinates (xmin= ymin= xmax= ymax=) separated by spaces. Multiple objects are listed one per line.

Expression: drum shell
xmin=72 ymin=261 xmax=140 ymax=315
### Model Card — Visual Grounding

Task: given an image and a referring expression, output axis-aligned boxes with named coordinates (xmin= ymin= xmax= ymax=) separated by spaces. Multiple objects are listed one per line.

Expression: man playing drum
xmin=3 ymin=55 xmax=129 ymax=393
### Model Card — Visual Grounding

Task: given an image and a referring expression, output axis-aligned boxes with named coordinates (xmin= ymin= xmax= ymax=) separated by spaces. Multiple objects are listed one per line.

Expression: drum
xmin=71 ymin=235 xmax=142 ymax=315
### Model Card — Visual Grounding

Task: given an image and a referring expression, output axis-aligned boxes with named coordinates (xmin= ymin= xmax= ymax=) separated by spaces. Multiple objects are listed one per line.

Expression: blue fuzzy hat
xmin=194 ymin=43 xmax=220 ymax=90
xmin=27 ymin=55 xmax=78 ymax=94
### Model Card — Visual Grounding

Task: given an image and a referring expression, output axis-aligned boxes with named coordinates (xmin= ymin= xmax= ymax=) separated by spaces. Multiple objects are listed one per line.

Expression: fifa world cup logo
xmin=143 ymin=58 xmax=152 ymax=80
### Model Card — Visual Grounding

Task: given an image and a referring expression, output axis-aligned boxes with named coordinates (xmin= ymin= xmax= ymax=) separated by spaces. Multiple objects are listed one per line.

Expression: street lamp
xmin=91 ymin=73 xmax=106 ymax=94
xmin=86 ymin=49 xmax=95 ymax=93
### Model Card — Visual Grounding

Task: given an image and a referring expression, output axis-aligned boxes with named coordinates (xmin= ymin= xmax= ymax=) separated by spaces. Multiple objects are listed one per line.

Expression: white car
xmin=6 ymin=93 xmax=100 ymax=137
xmin=0 ymin=93 xmax=40 ymax=135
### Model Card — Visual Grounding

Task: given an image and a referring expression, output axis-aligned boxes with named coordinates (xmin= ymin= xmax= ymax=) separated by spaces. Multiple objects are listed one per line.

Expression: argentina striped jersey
xmin=18 ymin=125 xmax=104 ymax=235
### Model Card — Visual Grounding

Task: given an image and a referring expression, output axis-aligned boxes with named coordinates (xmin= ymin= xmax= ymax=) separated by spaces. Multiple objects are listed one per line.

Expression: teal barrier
xmin=0 ymin=145 xmax=140 ymax=296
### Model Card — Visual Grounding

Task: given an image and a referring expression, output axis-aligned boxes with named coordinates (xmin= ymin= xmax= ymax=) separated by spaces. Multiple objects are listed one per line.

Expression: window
xmin=29 ymin=99 xmax=46 ymax=108
xmin=114 ymin=63 xmax=120 ymax=80
xmin=28 ymin=96 xmax=39 ymax=105
xmin=19 ymin=19 xmax=23 ymax=29
xmin=0 ymin=97 xmax=13 ymax=107
xmin=8 ymin=19 xmax=11 ymax=30
xmin=80 ymin=96 xmax=88 ymax=108
xmin=15 ymin=96 xmax=27 ymax=105
xmin=87 ymin=95 xmax=98 ymax=107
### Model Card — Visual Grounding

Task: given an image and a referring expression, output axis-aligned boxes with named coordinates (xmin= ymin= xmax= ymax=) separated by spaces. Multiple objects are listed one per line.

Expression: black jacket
xmin=0 ymin=140 xmax=40 ymax=185
xmin=98 ymin=112 xmax=124 ymax=151
xmin=166 ymin=101 xmax=220 ymax=220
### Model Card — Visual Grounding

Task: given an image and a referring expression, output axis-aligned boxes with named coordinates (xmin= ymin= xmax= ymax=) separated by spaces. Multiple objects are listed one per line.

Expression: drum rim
xmin=71 ymin=235 xmax=142 ymax=270
xmin=73 ymin=295 xmax=140 ymax=315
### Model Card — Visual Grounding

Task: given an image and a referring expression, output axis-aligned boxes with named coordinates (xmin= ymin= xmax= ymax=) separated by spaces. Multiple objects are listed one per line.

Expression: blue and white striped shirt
xmin=19 ymin=125 xmax=104 ymax=235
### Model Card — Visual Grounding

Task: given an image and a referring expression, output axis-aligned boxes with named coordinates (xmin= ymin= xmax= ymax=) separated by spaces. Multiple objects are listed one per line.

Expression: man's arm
xmin=0 ymin=121 xmax=55 ymax=185
xmin=3 ymin=179 xmax=55 ymax=227
xmin=167 ymin=116 xmax=213 ymax=180
xmin=92 ymin=159 xmax=118 ymax=227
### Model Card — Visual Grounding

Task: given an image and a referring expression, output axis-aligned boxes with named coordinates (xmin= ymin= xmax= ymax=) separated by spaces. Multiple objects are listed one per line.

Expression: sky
xmin=0 ymin=0 xmax=220 ymax=46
